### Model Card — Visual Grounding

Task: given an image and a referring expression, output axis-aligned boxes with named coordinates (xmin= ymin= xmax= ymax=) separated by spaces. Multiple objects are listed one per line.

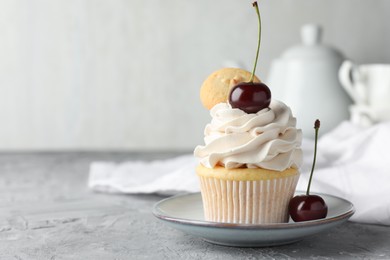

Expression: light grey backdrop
xmin=0 ymin=0 xmax=389 ymax=150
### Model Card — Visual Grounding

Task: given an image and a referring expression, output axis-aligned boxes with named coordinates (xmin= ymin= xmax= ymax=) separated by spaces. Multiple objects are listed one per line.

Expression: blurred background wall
xmin=0 ymin=0 xmax=389 ymax=150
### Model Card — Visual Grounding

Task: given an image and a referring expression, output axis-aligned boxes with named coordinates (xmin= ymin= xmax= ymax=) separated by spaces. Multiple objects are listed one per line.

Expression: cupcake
xmin=194 ymin=2 xmax=302 ymax=224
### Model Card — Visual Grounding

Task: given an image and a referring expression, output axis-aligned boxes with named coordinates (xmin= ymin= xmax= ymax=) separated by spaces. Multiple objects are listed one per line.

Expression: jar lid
xmin=280 ymin=24 xmax=343 ymax=61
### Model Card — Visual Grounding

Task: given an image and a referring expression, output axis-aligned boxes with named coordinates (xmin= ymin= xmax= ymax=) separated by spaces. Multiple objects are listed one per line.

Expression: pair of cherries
xmin=229 ymin=1 xmax=327 ymax=222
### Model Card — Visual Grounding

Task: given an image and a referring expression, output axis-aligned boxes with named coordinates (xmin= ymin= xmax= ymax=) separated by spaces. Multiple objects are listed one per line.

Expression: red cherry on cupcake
xmin=229 ymin=82 xmax=271 ymax=114
xmin=289 ymin=120 xmax=328 ymax=222
xmin=229 ymin=2 xmax=271 ymax=114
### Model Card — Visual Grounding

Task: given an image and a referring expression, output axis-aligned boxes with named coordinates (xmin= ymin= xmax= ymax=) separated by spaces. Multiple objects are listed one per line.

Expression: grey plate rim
xmin=152 ymin=191 xmax=355 ymax=230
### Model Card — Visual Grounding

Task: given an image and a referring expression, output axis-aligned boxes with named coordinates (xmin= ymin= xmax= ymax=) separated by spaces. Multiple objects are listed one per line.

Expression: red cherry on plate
xmin=289 ymin=120 xmax=328 ymax=222
xmin=289 ymin=195 xmax=328 ymax=222
xmin=229 ymin=82 xmax=271 ymax=114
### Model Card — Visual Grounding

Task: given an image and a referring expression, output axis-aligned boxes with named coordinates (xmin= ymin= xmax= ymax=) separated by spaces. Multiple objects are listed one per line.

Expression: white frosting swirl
xmin=194 ymin=100 xmax=302 ymax=171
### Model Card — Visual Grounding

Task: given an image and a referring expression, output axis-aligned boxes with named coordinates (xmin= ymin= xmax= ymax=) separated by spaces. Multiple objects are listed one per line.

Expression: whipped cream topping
xmin=194 ymin=100 xmax=302 ymax=171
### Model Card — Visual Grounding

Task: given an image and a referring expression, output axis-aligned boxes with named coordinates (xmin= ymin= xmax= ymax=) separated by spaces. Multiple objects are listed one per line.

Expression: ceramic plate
xmin=152 ymin=192 xmax=354 ymax=247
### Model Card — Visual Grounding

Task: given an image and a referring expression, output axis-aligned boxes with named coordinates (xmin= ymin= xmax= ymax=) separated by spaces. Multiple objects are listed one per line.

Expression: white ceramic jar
xmin=267 ymin=24 xmax=352 ymax=137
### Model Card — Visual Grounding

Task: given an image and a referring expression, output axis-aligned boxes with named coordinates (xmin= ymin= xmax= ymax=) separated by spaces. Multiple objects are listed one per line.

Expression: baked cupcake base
xmin=196 ymin=165 xmax=300 ymax=224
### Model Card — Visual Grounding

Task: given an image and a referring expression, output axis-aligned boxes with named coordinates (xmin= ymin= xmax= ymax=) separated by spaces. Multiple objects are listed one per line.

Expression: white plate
xmin=153 ymin=192 xmax=355 ymax=247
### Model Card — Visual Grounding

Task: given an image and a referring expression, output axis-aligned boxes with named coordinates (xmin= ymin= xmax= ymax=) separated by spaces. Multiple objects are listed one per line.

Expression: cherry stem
xmin=249 ymin=1 xmax=261 ymax=83
xmin=307 ymin=119 xmax=320 ymax=196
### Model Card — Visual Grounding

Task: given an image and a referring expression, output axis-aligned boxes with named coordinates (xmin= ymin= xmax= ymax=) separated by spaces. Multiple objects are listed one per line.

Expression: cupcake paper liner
xmin=198 ymin=174 xmax=299 ymax=224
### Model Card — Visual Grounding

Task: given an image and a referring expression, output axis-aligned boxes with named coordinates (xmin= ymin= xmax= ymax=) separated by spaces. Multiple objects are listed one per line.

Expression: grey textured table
xmin=1 ymin=152 xmax=390 ymax=260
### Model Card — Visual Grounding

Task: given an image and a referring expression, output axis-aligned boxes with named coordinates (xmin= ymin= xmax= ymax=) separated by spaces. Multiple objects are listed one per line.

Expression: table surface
xmin=1 ymin=152 xmax=390 ymax=260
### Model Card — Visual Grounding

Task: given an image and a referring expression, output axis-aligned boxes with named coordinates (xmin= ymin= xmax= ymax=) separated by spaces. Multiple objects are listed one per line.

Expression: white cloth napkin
xmin=89 ymin=155 xmax=199 ymax=195
xmin=88 ymin=121 xmax=390 ymax=226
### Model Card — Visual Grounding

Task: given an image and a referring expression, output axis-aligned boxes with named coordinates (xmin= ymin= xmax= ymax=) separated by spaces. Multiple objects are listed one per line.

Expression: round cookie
xmin=200 ymin=68 xmax=261 ymax=110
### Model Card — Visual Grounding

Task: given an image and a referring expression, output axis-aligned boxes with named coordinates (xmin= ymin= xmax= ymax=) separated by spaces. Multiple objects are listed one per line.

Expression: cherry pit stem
xmin=306 ymin=119 xmax=320 ymax=195
xmin=249 ymin=1 xmax=261 ymax=83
